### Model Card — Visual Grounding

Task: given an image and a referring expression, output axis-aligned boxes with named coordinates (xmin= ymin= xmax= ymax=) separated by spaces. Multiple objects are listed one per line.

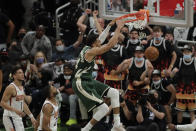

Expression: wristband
xmin=28 ymin=113 xmax=34 ymax=119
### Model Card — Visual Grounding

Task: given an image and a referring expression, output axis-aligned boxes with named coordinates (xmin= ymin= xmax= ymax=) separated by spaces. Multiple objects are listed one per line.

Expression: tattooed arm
xmin=111 ymin=58 xmax=132 ymax=75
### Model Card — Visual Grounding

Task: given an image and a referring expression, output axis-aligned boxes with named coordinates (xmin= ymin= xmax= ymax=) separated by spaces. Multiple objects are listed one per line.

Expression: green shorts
xmin=72 ymin=78 xmax=110 ymax=112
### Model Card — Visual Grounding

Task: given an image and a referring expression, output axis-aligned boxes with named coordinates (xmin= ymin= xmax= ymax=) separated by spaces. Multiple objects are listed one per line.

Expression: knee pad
xmin=107 ymin=88 xmax=120 ymax=108
xmin=93 ymin=103 xmax=109 ymax=121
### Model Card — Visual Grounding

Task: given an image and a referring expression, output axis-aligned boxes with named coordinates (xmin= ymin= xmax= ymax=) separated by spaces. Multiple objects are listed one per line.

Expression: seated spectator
xmin=42 ymin=56 xmax=64 ymax=80
xmin=54 ymin=62 xmax=78 ymax=126
xmin=52 ymin=31 xmax=83 ymax=61
xmin=150 ymin=69 xmax=176 ymax=124
xmin=21 ymin=25 xmax=52 ymax=61
xmin=134 ymin=90 xmax=166 ymax=131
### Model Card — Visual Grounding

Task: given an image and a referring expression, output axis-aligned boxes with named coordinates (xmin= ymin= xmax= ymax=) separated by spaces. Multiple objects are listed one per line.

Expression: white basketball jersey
xmin=38 ymin=99 xmax=58 ymax=131
xmin=3 ymin=82 xmax=24 ymax=118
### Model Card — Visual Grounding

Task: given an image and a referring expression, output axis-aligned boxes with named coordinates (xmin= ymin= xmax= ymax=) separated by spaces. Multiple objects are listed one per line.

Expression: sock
xmin=82 ymin=122 xmax=93 ymax=131
xmin=113 ymin=114 xmax=120 ymax=127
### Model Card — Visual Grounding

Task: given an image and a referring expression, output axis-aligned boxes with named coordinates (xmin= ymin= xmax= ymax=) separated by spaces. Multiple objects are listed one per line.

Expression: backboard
xmin=99 ymin=0 xmax=194 ymax=27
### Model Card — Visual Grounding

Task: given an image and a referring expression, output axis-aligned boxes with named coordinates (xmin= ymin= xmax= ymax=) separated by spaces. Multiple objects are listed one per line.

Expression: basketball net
xmin=115 ymin=10 xmax=149 ymax=30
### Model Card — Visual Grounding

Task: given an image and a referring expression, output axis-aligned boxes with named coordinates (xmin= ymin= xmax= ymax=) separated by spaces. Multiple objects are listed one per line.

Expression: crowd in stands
xmin=0 ymin=0 xmax=196 ymax=131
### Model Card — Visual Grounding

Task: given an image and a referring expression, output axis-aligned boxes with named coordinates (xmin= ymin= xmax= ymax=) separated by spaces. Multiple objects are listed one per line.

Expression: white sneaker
xmin=111 ymin=123 xmax=125 ymax=131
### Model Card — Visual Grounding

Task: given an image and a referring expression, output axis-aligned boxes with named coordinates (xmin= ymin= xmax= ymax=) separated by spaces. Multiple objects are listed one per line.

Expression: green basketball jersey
xmin=74 ymin=46 xmax=95 ymax=79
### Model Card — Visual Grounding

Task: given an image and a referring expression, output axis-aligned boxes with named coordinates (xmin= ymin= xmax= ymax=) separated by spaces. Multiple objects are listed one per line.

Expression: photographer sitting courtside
xmin=151 ymin=69 xmax=176 ymax=124
xmin=127 ymin=90 xmax=166 ymax=131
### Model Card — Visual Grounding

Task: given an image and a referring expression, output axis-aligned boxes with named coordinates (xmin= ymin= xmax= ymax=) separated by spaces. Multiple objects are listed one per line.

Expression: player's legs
xmin=82 ymin=103 xmax=109 ymax=131
xmin=3 ymin=116 xmax=24 ymax=131
xmin=106 ymin=88 xmax=125 ymax=130
xmin=72 ymin=79 xmax=110 ymax=131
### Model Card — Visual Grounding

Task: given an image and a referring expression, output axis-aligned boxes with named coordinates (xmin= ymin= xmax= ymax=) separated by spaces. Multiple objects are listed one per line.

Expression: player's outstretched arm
xmin=86 ymin=20 xmax=124 ymax=58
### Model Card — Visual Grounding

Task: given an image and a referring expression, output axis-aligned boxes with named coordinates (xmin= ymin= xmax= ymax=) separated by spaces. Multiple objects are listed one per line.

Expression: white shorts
xmin=3 ymin=116 xmax=24 ymax=131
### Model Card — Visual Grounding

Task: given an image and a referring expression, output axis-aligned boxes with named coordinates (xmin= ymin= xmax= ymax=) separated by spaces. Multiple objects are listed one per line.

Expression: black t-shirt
xmin=141 ymin=104 xmax=166 ymax=131
xmin=0 ymin=12 xmax=9 ymax=43
xmin=151 ymin=79 xmax=171 ymax=105
xmin=120 ymin=100 xmax=136 ymax=127
xmin=54 ymin=74 xmax=73 ymax=88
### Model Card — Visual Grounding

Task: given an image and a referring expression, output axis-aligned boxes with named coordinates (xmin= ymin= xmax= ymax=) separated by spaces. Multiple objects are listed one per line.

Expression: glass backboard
xmin=99 ymin=0 xmax=194 ymax=27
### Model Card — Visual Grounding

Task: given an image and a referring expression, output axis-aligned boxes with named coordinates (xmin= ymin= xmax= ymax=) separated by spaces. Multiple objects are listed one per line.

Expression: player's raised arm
xmin=85 ymin=20 xmax=124 ymax=61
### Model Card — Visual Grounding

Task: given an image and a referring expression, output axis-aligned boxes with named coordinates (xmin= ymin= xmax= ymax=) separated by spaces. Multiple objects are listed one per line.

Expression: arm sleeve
xmin=176 ymin=119 xmax=196 ymax=131
xmin=98 ymin=25 xmax=111 ymax=44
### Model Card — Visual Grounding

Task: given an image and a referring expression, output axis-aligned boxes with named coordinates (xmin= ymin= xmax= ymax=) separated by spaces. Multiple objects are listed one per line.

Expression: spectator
xmin=77 ymin=9 xmax=105 ymax=37
xmin=119 ymin=95 xmax=136 ymax=127
xmin=126 ymin=28 xmax=141 ymax=58
xmin=52 ymin=32 xmax=83 ymax=61
xmin=164 ymin=31 xmax=174 ymax=44
xmin=102 ymin=32 xmax=128 ymax=90
xmin=25 ymin=51 xmax=47 ymax=89
xmin=111 ymin=46 xmax=153 ymax=105
xmin=54 ymin=62 xmax=78 ymax=126
xmin=21 ymin=25 xmax=52 ymax=61
xmin=172 ymin=45 xmax=196 ymax=124
xmin=150 ymin=69 xmax=176 ymax=124
xmin=135 ymin=90 xmax=166 ymax=131
xmin=0 ymin=12 xmax=15 ymax=50
xmin=145 ymin=26 xmax=177 ymax=77
xmin=42 ymin=56 xmax=64 ymax=80
xmin=8 ymin=27 xmax=26 ymax=64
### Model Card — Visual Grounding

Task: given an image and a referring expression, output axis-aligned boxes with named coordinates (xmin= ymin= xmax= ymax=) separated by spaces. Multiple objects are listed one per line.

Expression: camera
xmin=138 ymin=91 xmax=157 ymax=105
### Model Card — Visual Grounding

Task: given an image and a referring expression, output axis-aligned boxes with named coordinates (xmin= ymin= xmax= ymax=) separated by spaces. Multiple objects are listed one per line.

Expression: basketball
xmin=144 ymin=46 xmax=159 ymax=62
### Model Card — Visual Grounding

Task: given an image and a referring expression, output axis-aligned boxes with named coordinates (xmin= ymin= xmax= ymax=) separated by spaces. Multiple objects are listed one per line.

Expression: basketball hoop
xmin=115 ymin=10 xmax=149 ymax=30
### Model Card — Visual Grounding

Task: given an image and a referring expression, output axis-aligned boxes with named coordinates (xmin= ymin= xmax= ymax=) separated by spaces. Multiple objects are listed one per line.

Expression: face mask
xmin=130 ymin=39 xmax=139 ymax=44
xmin=56 ymin=45 xmax=64 ymax=52
xmin=154 ymin=37 xmax=161 ymax=41
xmin=153 ymin=79 xmax=161 ymax=86
xmin=36 ymin=58 xmax=44 ymax=64
xmin=18 ymin=33 xmax=26 ymax=39
xmin=135 ymin=57 xmax=144 ymax=62
xmin=183 ymin=54 xmax=192 ymax=61
xmin=64 ymin=75 xmax=71 ymax=80
xmin=92 ymin=71 xmax=98 ymax=79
